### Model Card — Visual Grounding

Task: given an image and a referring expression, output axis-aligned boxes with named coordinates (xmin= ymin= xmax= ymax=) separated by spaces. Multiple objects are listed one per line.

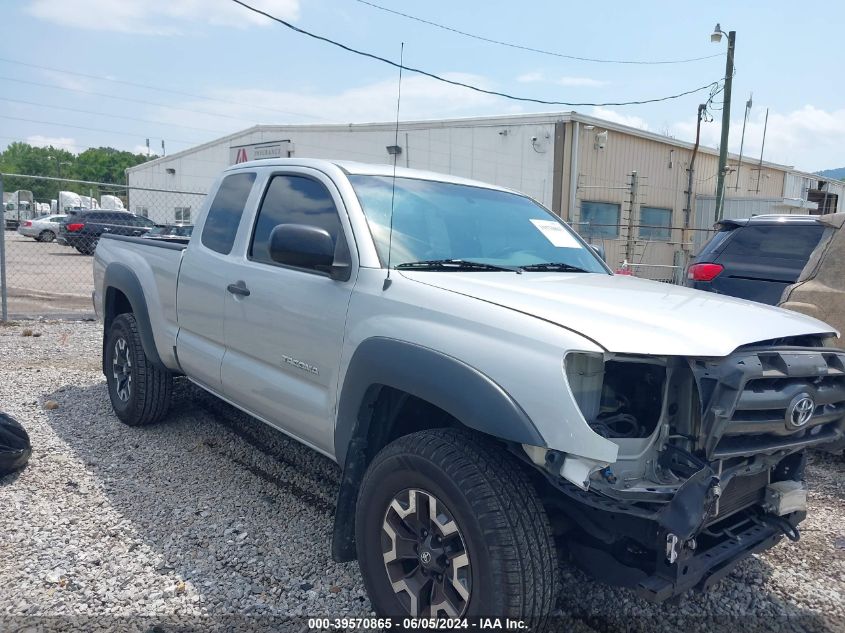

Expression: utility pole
xmin=755 ymin=108 xmax=769 ymax=194
xmin=0 ymin=174 xmax=7 ymax=321
xmin=735 ymin=94 xmax=752 ymax=191
xmin=712 ymin=24 xmax=736 ymax=221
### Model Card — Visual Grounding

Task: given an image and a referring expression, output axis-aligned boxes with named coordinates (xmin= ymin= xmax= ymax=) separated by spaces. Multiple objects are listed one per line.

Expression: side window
xmin=133 ymin=216 xmax=155 ymax=227
xmin=201 ymin=172 xmax=256 ymax=255
xmin=578 ymin=201 xmax=620 ymax=239
xmin=249 ymin=175 xmax=342 ymax=269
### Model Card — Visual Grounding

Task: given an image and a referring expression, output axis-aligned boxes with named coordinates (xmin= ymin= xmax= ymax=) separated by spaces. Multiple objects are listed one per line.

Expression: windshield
xmin=349 ymin=176 xmax=608 ymax=273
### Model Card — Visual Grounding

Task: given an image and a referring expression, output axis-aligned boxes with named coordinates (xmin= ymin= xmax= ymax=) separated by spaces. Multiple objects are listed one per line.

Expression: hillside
xmin=817 ymin=167 xmax=845 ymax=180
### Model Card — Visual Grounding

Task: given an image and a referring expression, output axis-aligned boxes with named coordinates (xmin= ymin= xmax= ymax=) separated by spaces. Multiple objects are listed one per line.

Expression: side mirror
xmin=269 ymin=223 xmax=337 ymax=273
xmin=589 ymin=243 xmax=606 ymax=262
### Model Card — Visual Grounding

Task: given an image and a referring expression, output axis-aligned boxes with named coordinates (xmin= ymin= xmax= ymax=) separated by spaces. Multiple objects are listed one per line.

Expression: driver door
xmin=221 ymin=169 xmax=357 ymax=454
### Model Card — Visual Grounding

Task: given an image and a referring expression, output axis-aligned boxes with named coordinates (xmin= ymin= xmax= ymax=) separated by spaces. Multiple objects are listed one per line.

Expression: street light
xmin=711 ymin=23 xmax=736 ymax=221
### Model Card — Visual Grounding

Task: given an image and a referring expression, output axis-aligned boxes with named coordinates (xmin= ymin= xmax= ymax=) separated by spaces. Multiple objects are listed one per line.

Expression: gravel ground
xmin=0 ymin=320 xmax=843 ymax=632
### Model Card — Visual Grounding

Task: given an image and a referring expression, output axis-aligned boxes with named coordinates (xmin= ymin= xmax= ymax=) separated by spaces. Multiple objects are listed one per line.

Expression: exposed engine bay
xmin=523 ymin=341 xmax=845 ymax=601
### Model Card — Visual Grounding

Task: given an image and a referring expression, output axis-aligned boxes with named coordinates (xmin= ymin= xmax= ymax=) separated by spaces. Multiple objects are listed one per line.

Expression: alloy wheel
xmin=381 ymin=488 xmax=471 ymax=617
xmin=112 ymin=337 xmax=132 ymax=402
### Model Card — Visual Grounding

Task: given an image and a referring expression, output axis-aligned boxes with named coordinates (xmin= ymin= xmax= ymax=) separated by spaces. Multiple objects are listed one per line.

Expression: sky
xmin=1 ymin=0 xmax=843 ymax=172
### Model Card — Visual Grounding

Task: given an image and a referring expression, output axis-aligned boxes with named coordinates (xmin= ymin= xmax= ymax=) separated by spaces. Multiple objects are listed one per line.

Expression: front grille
xmin=692 ymin=347 xmax=845 ymax=459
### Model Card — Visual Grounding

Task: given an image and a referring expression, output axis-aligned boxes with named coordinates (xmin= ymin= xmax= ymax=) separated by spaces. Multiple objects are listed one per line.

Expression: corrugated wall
xmin=563 ymin=121 xmax=787 ymax=274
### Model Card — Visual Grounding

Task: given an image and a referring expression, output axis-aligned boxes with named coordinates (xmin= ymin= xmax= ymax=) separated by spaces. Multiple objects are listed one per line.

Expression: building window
xmin=578 ymin=201 xmax=620 ymax=239
xmin=174 ymin=206 xmax=191 ymax=223
xmin=639 ymin=207 xmax=672 ymax=240
xmin=136 ymin=206 xmax=149 ymax=218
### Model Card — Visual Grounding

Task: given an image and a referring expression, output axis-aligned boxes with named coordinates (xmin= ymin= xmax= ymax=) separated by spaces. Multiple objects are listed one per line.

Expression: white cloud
xmin=38 ymin=69 xmax=90 ymax=92
xmin=25 ymin=0 xmax=300 ymax=35
xmin=516 ymin=72 xmax=544 ymax=83
xmin=590 ymin=107 xmax=650 ymax=131
xmin=517 ymin=72 xmax=606 ymax=87
xmin=26 ymin=135 xmax=79 ymax=153
xmin=151 ymin=72 xmax=509 ymax=132
xmin=670 ymin=105 xmax=845 ymax=172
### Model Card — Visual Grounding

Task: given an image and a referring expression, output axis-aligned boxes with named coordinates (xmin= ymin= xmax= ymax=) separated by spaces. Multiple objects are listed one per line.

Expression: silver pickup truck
xmin=93 ymin=158 xmax=845 ymax=620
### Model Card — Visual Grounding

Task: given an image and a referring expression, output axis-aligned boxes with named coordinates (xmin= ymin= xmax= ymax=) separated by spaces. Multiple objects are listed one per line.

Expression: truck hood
xmin=400 ymin=271 xmax=837 ymax=357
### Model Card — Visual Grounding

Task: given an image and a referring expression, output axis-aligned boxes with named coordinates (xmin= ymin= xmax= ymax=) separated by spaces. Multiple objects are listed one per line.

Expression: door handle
xmin=227 ymin=281 xmax=251 ymax=297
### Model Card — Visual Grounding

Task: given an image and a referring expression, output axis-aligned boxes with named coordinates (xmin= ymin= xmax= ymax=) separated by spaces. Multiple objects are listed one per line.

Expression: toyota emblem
xmin=419 ymin=551 xmax=432 ymax=565
xmin=786 ymin=393 xmax=815 ymax=429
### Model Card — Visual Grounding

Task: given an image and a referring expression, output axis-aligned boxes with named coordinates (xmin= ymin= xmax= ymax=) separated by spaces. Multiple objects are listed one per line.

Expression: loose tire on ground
xmin=355 ymin=428 xmax=559 ymax=622
xmin=104 ymin=313 xmax=172 ymax=426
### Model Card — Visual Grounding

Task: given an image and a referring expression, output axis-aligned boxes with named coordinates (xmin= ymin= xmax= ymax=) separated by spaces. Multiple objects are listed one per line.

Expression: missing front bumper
xmin=568 ymin=510 xmax=800 ymax=603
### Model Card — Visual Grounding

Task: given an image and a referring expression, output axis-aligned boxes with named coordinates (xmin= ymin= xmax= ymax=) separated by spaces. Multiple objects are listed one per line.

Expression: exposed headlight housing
xmin=564 ymin=352 xmax=605 ymax=424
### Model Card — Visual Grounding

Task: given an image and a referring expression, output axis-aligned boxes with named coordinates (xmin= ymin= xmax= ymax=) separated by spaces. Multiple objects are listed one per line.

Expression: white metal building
xmin=126 ymin=111 xmax=844 ymax=273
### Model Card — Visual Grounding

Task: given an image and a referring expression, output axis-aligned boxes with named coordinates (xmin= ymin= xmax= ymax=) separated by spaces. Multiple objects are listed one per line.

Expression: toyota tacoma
xmin=93 ymin=159 xmax=845 ymax=620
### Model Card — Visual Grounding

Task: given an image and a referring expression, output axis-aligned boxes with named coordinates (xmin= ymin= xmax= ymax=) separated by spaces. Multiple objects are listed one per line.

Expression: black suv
xmin=687 ymin=215 xmax=825 ymax=305
xmin=58 ymin=211 xmax=157 ymax=255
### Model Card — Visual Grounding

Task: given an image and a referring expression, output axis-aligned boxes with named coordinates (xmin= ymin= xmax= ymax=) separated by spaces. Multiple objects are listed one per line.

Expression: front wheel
xmin=355 ymin=428 xmax=559 ymax=621
xmin=104 ymin=313 xmax=172 ymax=426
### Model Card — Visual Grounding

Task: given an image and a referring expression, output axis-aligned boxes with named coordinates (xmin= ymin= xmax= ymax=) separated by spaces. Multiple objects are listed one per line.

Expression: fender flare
xmin=331 ymin=336 xmax=545 ymax=561
xmin=102 ymin=263 xmax=164 ymax=370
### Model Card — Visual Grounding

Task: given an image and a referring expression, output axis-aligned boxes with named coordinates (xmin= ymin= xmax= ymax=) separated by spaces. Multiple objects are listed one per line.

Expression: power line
xmin=0 ymin=57 xmax=333 ymax=122
xmin=0 ymin=75 xmax=256 ymax=124
xmin=231 ymin=0 xmax=721 ymax=107
xmin=0 ymin=97 xmax=232 ymax=135
xmin=0 ymin=114 xmax=199 ymax=146
xmin=353 ymin=0 xmax=724 ymax=65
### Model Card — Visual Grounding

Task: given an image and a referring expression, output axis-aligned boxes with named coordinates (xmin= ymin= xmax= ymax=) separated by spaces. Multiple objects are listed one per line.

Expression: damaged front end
xmin=529 ymin=340 xmax=845 ymax=601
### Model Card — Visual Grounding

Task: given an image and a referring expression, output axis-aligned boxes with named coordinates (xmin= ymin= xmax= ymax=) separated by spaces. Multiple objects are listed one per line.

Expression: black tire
xmin=38 ymin=230 xmax=55 ymax=242
xmin=104 ymin=313 xmax=172 ymax=426
xmin=0 ymin=412 xmax=32 ymax=476
xmin=356 ymin=428 xmax=559 ymax=622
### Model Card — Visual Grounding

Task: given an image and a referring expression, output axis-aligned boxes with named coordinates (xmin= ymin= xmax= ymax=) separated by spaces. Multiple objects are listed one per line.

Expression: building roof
xmin=127 ymin=110 xmax=797 ymax=174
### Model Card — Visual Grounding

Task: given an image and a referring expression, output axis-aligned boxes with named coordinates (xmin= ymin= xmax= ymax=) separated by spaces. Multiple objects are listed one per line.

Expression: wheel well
xmin=360 ymin=385 xmax=462 ymax=464
xmin=332 ymin=383 xmax=522 ymax=562
xmin=104 ymin=287 xmax=132 ymax=330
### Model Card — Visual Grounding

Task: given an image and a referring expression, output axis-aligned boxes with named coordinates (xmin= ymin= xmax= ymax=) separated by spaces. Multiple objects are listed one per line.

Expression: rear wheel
xmin=104 ymin=313 xmax=172 ymax=426
xmin=355 ymin=428 xmax=559 ymax=621
xmin=38 ymin=230 xmax=56 ymax=242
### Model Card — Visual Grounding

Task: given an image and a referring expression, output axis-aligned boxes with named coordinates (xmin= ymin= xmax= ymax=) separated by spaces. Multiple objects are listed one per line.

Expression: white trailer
xmin=3 ymin=190 xmax=35 ymax=230
xmin=100 ymin=195 xmax=126 ymax=210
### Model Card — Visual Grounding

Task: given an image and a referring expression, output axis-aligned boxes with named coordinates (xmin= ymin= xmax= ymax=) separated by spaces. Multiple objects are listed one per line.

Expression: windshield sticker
xmin=529 ymin=219 xmax=581 ymax=248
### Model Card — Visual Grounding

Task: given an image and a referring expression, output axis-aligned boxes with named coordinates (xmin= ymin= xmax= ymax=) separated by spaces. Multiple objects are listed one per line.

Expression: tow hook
xmin=665 ymin=533 xmax=680 ymax=563
xmin=760 ymin=514 xmax=801 ymax=542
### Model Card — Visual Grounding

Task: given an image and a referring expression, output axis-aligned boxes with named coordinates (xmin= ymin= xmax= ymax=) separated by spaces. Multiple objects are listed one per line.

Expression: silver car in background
xmin=16 ymin=214 xmax=67 ymax=242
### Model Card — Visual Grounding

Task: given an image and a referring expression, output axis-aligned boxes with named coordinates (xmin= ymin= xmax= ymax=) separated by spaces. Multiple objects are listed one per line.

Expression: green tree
xmin=1 ymin=142 xmax=152 ymax=204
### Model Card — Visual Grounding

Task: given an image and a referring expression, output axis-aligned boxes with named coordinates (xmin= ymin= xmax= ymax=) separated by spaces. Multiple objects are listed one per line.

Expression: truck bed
xmin=93 ymin=234 xmax=187 ymax=371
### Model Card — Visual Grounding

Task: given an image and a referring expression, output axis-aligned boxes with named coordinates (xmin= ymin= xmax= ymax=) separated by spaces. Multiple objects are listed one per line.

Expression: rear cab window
xmin=201 ymin=172 xmax=257 ymax=254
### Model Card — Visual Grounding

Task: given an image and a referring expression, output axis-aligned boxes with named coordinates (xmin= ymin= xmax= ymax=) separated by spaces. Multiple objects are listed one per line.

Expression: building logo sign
xmin=229 ymin=140 xmax=291 ymax=165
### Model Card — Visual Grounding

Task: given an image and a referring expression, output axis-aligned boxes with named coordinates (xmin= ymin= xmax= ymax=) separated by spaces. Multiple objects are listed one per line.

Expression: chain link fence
xmin=0 ymin=172 xmax=721 ymax=320
xmin=570 ymin=221 xmax=718 ymax=284
xmin=0 ymin=174 xmax=206 ymax=320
